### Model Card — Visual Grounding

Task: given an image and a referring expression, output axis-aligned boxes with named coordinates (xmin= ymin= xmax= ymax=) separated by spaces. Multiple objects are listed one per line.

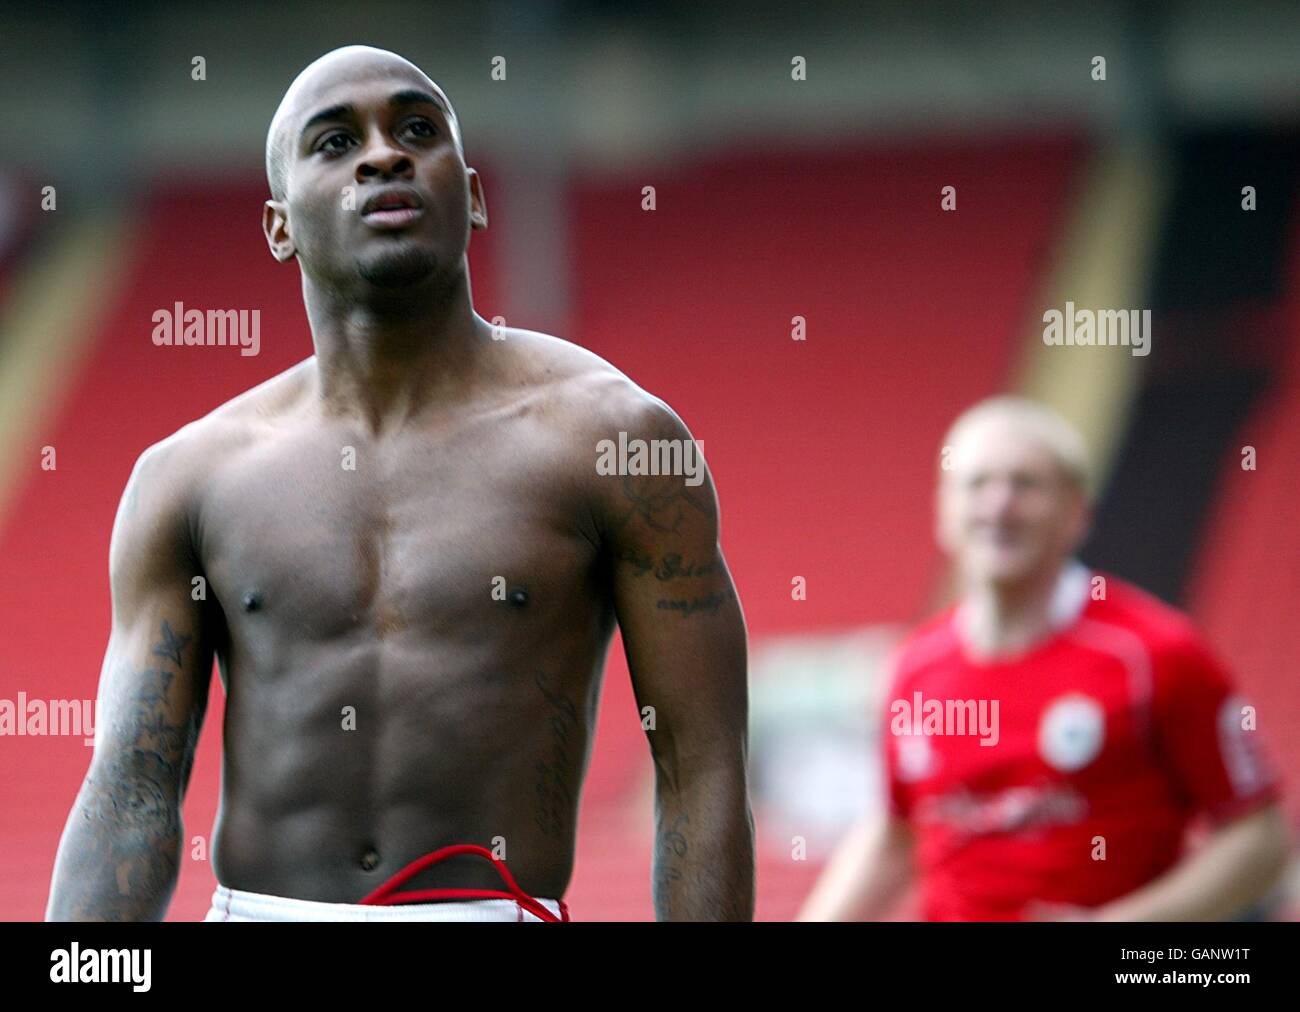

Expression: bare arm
xmin=797 ymin=814 xmax=913 ymax=921
xmin=1091 ymin=804 xmax=1290 ymax=921
xmin=46 ymin=441 xmax=214 ymax=921
xmin=598 ymin=396 xmax=753 ymax=921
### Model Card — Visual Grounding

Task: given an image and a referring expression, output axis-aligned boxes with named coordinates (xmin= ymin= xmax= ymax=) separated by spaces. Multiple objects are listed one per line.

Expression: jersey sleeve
xmin=1149 ymin=629 xmax=1281 ymax=823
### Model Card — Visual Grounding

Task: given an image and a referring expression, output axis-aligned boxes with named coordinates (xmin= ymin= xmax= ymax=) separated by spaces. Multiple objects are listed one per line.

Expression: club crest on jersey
xmin=1037 ymin=694 xmax=1105 ymax=772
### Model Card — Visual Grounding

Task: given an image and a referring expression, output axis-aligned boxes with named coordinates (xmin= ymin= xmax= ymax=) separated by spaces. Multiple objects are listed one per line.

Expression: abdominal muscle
xmin=209 ymin=626 xmax=608 ymax=903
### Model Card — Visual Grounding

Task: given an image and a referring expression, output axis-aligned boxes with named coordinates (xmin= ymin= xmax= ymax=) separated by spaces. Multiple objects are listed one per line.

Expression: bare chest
xmin=195 ymin=418 xmax=600 ymax=639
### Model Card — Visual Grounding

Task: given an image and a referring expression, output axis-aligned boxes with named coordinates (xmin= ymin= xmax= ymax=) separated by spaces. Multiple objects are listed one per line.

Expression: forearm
xmin=798 ymin=817 xmax=911 ymax=921
xmin=1096 ymin=806 xmax=1289 ymax=922
xmin=46 ymin=769 xmax=183 ymax=921
xmin=652 ymin=765 xmax=754 ymax=922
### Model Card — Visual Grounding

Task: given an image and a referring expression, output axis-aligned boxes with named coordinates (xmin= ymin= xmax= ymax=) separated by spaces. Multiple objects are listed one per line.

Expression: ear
xmin=262 ymin=200 xmax=296 ymax=262
xmin=466 ymin=168 xmax=488 ymax=231
xmin=934 ymin=479 xmax=953 ymax=554
xmin=1068 ymin=494 xmax=1094 ymax=552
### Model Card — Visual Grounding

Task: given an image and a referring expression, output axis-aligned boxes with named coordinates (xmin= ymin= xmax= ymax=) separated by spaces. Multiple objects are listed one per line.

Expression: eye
xmin=401 ymin=117 xmax=438 ymax=139
xmin=316 ymin=131 xmax=355 ymax=156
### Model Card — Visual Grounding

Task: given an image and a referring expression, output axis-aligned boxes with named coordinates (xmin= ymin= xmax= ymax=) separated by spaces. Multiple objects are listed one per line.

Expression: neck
xmin=960 ymin=560 xmax=1072 ymax=659
xmin=303 ymin=261 xmax=487 ymax=434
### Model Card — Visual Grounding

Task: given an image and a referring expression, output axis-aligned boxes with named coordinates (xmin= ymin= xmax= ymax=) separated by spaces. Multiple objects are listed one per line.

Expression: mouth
xmin=977 ymin=525 xmax=1023 ymax=549
xmin=360 ymin=187 xmax=426 ymax=230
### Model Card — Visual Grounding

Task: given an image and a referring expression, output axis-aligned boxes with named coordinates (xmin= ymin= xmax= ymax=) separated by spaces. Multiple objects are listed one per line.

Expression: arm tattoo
xmin=612 ymin=475 xmax=710 ymax=534
xmin=151 ymin=619 xmax=191 ymax=669
xmin=616 ymin=548 xmax=719 ymax=581
xmin=653 ymin=813 xmax=690 ymax=920
xmin=58 ymin=620 xmax=202 ymax=920
xmin=655 ymin=588 xmax=735 ymax=618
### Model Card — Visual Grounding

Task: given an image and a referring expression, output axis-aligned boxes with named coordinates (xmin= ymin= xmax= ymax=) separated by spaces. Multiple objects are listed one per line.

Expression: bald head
xmin=265 ymin=45 xmax=463 ymax=202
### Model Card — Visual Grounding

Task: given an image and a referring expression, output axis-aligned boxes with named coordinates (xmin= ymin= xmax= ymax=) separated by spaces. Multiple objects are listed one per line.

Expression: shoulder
xmin=495 ymin=326 xmax=688 ymax=438
xmin=888 ymin=607 xmax=961 ymax=688
xmin=497 ymin=328 xmax=717 ymax=537
xmin=494 ymin=328 xmax=705 ymax=499
xmin=1085 ymin=573 xmax=1226 ymax=681
xmin=122 ymin=359 xmax=314 ymax=511
xmin=1088 ymin=574 xmax=1202 ymax=649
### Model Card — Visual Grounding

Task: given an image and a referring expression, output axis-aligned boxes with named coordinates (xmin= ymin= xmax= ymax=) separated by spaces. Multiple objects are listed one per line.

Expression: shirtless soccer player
xmin=800 ymin=397 xmax=1288 ymax=922
xmin=46 ymin=46 xmax=753 ymax=923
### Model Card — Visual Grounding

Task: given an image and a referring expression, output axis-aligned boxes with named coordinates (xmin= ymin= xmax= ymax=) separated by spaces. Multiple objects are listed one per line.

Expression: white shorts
xmin=203 ymin=884 xmax=567 ymax=922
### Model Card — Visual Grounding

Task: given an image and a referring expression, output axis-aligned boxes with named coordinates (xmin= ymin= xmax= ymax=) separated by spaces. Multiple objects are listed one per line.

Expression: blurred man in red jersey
xmin=799 ymin=396 xmax=1289 ymax=921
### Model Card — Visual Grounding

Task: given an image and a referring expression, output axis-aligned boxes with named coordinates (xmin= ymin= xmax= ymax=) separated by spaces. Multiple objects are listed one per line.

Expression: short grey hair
xmin=941 ymin=395 xmax=1094 ymax=499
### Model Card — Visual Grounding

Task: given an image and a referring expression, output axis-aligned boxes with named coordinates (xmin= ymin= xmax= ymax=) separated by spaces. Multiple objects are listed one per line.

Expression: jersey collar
xmin=953 ymin=558 xmax=1092 ymax=654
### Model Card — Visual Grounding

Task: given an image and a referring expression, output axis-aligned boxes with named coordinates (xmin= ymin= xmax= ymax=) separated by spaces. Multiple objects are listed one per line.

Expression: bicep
xmin=91 ymin=448 xmax=214 ymax=796
xmin=600 ymin=415 xmax=748 ymax=768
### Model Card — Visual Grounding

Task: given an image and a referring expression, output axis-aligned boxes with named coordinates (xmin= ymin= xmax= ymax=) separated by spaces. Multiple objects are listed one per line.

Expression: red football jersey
xmin=882 ymin=563 xmax=1281 ymax=921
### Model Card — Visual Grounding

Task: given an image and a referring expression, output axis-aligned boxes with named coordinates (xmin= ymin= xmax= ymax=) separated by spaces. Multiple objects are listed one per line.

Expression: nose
xmin=356 ymin=135 xmax=414 ymax=183
xmin=976 ymin=476 xmax=1018 ymax=519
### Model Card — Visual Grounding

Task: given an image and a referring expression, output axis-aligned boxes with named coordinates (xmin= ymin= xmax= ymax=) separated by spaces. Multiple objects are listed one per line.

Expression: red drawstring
xmin=358 ymin=843 xmax=569 ymax=922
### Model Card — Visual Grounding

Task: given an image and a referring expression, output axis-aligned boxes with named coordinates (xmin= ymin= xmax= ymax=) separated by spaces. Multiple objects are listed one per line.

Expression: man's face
xmin=265 ymin=59 xmax=485 ymax=292
xmin=937 ymin=418 xmax=1089 ymax=587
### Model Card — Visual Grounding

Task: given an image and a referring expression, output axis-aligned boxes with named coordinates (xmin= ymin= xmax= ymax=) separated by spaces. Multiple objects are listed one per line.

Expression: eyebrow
xmin=298 ymin=90 xmax=450 ymax=143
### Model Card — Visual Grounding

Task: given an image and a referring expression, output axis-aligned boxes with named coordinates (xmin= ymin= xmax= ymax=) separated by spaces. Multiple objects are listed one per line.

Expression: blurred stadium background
xmin=1 ymin=0 xmax=1298 ymax=920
